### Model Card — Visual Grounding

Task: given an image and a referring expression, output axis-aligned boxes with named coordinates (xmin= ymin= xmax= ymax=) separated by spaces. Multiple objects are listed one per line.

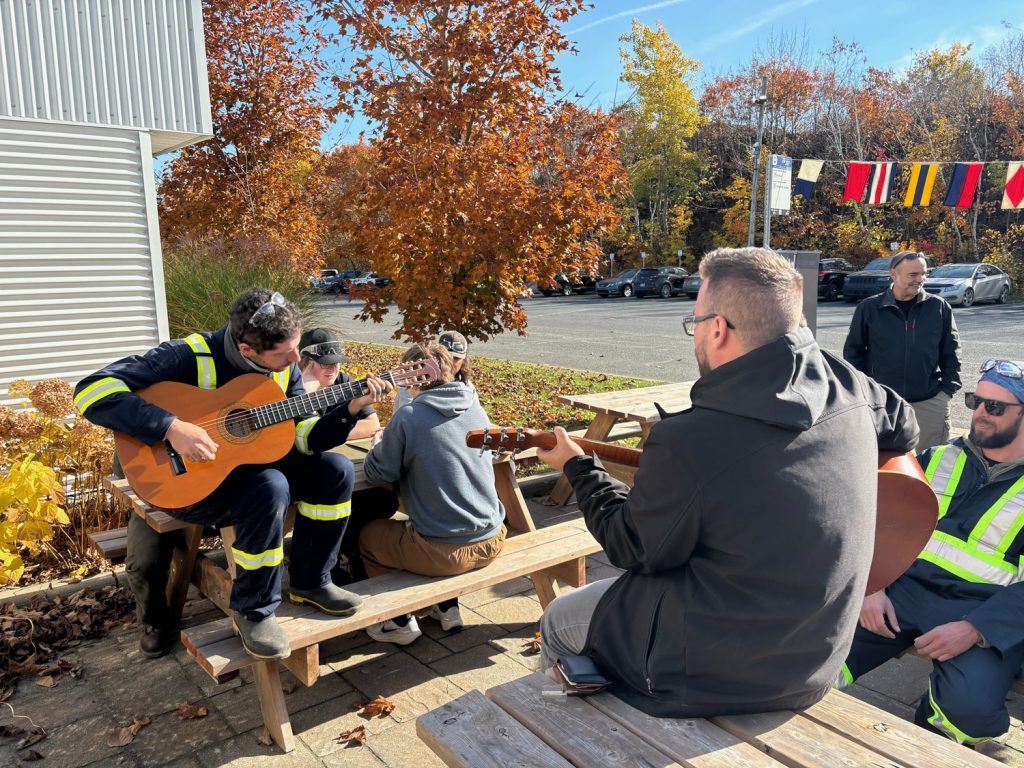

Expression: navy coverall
xmin=841 ymin=437 xmax=1024 ymax=744
xmin=74 ymin=325 xmax=367 ymax=618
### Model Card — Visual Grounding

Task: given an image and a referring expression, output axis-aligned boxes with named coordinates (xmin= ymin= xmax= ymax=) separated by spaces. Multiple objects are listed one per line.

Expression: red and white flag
xmin=1003 ymin=162 xmax=1024 ymax=210
xmin=866 ymin=162 xmax=897 ymax=204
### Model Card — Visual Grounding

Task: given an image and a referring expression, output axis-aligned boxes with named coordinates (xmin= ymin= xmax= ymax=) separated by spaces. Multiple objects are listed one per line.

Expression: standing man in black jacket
xmin=536 ymin=247 xmax=919 ymax=719
xmin=843 ymin=251 xmax=961 ymax=450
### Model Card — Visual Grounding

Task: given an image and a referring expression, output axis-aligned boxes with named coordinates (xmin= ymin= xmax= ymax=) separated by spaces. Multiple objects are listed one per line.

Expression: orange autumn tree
xmin=159 ymin=0 xmax=328 ymax=274
xmin=319 ymin=0 xmax=624 ymax=339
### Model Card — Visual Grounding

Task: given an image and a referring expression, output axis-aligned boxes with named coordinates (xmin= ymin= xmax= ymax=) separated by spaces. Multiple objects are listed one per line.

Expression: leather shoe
xmin=232 ymin=612 xmax=290 ymax=660
xmin=288 ymin=583 xmax=362 ymax=616
xmin=139 ymin=625 xmax=175 ymax=659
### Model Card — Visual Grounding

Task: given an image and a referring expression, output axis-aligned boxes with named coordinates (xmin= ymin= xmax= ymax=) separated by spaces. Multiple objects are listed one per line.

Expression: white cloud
xmin=691 ymin=0 xmax=819 ymax=53
xmin=566 ymin=0 xmax=692 ymax=35
xmin=889 ymin=20 xmax=1024 ymax=72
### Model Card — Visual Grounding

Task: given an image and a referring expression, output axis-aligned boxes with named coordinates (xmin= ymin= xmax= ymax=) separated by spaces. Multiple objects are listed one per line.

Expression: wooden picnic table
xmin=418 ymin=671 xmax=1002 ymax=768
xmin=548 ymin=381 xmax=694 ymax=505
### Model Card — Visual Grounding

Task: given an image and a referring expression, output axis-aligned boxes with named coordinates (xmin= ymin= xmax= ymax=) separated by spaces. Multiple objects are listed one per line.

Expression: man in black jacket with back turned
xmin=537 ymin=247 xmax=919 ymax=718
xmin=843 ymin=250 xmax=961 ymax=451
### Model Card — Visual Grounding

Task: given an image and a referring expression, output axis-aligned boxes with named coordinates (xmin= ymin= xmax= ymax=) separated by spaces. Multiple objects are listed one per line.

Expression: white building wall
xmin=0 ymin=0 xmax=212 ymax=153
xmin=0 ymin=117 xmax=168 ymax=405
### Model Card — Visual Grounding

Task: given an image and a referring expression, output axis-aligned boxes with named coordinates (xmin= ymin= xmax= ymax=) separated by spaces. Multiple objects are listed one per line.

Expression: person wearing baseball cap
xmin=841 ymin=358 xmax=1024 ymax=746
xmin=395 ymin=329 xmax=473 ymax=410
xmin=298 ymin=327 xmax=349 ymax=391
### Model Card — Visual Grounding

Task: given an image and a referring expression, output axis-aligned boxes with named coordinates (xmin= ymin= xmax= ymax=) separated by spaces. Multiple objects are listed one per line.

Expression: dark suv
xmin=843 ymin=255 xmax=935 ymax=303
xmin=633 ymin=266 xmax=689 ymax=298
xmin=817 ymin=258 xmax=855 ymax=302
xmin=541 ymin=271 xmax=599 ymax=296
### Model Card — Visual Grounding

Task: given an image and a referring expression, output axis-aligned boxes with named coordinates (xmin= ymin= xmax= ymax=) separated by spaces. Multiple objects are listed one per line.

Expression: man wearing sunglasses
xmin=74 ymin=289 xmax=389 ymax=660
xmin=535 ymin=247 xmax=919 ymax=721
xmin=839 ymin=359 xmax=1024 ymax=746
xmin=842 ymin=251 xmax=961 ymax=451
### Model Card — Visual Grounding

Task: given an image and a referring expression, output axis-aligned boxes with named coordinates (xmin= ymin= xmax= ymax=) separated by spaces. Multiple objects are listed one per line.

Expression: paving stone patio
xmin=2 ymin=472 xmax=1023 ymax=767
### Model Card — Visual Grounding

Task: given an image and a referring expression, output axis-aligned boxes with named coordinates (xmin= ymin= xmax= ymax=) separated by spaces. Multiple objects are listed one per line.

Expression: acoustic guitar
xmin=466 ymin=427 xmax=938 ymax=595
xmin=115 ymin=360 xmax=439 ymax=509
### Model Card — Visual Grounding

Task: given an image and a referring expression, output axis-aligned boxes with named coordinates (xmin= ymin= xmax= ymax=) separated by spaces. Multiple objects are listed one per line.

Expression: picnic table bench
xmin=418 ymin=671 xmax=1002 ymax=768
xmin=102 ymin=446 xmax=601 ymax=752
xmin=548 ymin=381 xmax=693 ymax=505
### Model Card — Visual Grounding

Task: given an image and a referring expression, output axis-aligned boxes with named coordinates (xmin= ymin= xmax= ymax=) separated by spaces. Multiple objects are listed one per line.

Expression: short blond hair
xmin=699 ymin=248 xmax=803 ymax=350
xmin=400 ymin=342 xmax=453 ymax=390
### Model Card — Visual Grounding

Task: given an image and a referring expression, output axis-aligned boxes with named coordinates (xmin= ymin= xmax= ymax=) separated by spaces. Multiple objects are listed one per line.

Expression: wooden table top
xmin=418 ymin=671 xmax=1001 ymax=768
xmin=556 ymin=381 xmax=694 ymax=423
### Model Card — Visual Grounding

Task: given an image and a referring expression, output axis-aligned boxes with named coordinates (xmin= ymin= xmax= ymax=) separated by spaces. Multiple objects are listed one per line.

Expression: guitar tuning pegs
xmin=478 ymin=431 xmax=493 ymax=457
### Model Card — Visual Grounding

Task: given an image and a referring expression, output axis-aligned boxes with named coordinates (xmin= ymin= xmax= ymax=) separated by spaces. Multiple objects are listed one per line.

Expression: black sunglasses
xmin=965 ymin=392 xmax=1024 ymax=417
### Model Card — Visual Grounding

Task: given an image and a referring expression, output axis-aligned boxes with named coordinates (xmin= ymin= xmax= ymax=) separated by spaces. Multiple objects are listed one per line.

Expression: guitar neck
xmin=253 ymin=372 xmax=395 ymax=427
xmin=468 ymin=428 xmax=643 ymax=467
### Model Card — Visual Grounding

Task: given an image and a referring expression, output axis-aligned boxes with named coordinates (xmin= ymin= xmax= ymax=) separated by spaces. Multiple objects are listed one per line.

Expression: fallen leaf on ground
xmin=0 ymin=725 xmax=25 ymax=738
xmin=256 ymin=727 xmax=273 ymax=746
xmin=33 ymin=676 xmax=57 ymax=689
xmin=522 ymin=632 xmax=542 ymax=655
xmin=175 ymin=702 xmax=208 ymax=720
xmin=128 ymin=716 xmax=151 ymax=735
xmin=18 ymin=748 xmax=44 ymax=761
xmin=357 ymin=695 xmax=396 ymax=717
xmin=338 ymin=725 xmax=366 ymax=746
xmin=15 ymin=730 xmax=46 ymax=750
xmin=106 ymin=727 xmax=134 ymax=748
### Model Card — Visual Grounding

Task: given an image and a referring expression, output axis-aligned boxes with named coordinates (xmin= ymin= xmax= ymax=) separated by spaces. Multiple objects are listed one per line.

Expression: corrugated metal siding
xmin=0 ymin=118 xmax=166 ymax=405
xmin=0 ymin=0 xmax=212 ymax=139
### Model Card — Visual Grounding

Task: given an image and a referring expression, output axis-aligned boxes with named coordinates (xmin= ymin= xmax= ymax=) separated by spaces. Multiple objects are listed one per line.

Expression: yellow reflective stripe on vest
xmin=971 ymin=475 xmax=1024 ymax=555
xmin=924 ymin=445 xmax=967 ymax=519
xmin=297 ymin=500 xmax=352 ymax=521
xmin=919 ymin=531 xmax=1018 ymax=585
xmin=74 ymin=377 xmax=130 ymax=414
xmin=272 ymin=368 xmax=290 ymax=393
xmin=294 ymin=417 xmax=320 ymax=455
xmin=183 ymin=333 xmax=217 ymax=390
xmin=231 ymin=545 xmax=284 ymax=571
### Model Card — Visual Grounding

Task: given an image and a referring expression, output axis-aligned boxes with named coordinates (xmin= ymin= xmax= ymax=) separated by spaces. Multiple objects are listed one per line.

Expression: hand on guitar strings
xmin=536 ymin=426 xmax=585 ymax=472
xmin=348 ymin=374 xmax=394 ymax=416
xmin=166 ymin=418 xmax=219 ymax=463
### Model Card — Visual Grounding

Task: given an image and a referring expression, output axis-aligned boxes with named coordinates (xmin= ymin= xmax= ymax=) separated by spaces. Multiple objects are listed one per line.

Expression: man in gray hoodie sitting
xmin=360 ymin=342 xmax=506 ymax=644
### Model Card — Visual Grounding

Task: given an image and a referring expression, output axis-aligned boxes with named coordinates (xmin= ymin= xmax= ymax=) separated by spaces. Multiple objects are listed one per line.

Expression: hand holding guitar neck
xmin=348 ymin=374 xmax=394 ymax=415
xmin=536 ymin=426 xmax=584 ymax=471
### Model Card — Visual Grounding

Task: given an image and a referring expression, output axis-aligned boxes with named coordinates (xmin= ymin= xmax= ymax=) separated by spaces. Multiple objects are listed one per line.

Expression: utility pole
xmin=747 ymin=76 xmax=768 ymax=247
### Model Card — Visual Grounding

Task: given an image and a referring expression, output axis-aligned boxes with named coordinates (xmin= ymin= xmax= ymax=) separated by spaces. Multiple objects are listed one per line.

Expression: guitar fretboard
xmin=249 ymin=372 xmax=397 ymax=428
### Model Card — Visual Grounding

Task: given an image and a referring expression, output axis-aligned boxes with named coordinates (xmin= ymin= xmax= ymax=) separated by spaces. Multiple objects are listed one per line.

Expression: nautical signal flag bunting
xmin=1004 ymin=163 xmax=1024 ymax=210
xmin=904 ymin=163 xmax=939 ymax=207
xmin=943 ymin=163 xmax=984 ymax=208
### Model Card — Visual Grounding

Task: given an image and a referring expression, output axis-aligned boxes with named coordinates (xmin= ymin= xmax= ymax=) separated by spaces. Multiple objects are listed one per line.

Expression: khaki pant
xmin=359 ymin=520 xmax=506 ymax=578
xmin=912 ymin=391 xmax=952 ymax=451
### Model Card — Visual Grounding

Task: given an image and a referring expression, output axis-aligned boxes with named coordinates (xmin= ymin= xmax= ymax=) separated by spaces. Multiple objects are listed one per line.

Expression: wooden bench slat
xmin=712 ymin=708 xmax=904 ymax=768
xmin=800 ymin=689 xmax=1002 ymax=768
xmin=184 ymin=522 xmax=600 ymax=679
xmin=87 ymin=527 xmax=128 ymax=562
xmin=416 ymin=690 xmax=574 ymax=768
xmin=487 ymin=672 xmax=686 ymax=768
xmin=103 ymin=477 xmax=194 ymax=533
xmin=589 ymin=693 xmax=787 ymax=768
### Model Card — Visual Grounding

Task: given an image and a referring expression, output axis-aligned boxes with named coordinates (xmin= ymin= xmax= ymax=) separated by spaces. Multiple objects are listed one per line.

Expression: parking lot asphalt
xmin=321 ymin=293 xmax=1024 ymax=432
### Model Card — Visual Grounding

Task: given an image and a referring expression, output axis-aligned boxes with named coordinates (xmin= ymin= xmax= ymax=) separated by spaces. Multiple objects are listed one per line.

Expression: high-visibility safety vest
xmin=182 ymin=333 xmax=290 ymax=393
xmin=919 ymin=444 xmax=1024 ymax=586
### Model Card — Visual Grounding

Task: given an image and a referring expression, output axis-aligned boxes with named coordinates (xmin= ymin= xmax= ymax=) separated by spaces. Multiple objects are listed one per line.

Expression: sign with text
xmin=769 ymin=155 xmax=793 ymax=214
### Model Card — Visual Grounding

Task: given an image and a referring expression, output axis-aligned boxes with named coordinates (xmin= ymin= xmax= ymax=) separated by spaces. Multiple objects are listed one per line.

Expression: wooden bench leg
xmin=547 ymin=413 xmax=617 ymax=506
xmin=531 ymin=556 xmax=587 ymax=609
xmin=166 ymin=525 xmax=204 ymax=628
xmin=493 ymin=458 xmax=536 ymax=534
xmin=253 ymin=661 xmax=295 ymax=753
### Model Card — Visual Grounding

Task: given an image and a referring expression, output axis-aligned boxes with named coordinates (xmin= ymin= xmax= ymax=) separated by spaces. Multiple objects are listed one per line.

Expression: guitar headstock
xmin=466 ymin=427 xmax=547 ymax=455
xmin=392 ymin=358 xmax=442 ymax=388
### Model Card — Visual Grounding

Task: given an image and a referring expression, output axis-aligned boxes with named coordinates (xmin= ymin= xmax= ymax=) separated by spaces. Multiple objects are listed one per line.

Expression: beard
xmin=970 ymin=410 xmax=1024 ymax=449
xmin=695 ymin=336 xmax=711 ymax=377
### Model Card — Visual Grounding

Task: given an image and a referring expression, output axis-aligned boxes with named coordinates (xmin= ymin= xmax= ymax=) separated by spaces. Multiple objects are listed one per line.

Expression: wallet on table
xmin=553 ymin=655 xmax=610 ymax=696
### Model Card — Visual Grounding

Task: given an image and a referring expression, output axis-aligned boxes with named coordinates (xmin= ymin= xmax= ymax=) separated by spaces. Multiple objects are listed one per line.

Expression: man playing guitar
xmin=74 ymin=289 xmax=391 ymax=660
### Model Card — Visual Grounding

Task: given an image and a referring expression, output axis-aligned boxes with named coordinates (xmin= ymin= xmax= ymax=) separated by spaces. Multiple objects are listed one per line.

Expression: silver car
xmin=923 ymin=263 xmax=1012 ymax=307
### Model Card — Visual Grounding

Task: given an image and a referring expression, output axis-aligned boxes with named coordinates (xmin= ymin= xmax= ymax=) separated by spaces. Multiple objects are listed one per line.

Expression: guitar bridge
xmin=164 ymin=441 xmax=188 ymax=476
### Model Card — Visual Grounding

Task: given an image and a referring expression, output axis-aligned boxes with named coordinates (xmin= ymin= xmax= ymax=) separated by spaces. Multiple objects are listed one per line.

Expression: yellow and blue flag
xmin=903 ymin=163 xmax=939 ymax=207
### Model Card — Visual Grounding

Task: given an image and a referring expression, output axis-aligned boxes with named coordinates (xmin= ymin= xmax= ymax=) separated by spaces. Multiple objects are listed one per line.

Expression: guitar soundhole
xmin=224 ymin=409 xmax=257 ymax=439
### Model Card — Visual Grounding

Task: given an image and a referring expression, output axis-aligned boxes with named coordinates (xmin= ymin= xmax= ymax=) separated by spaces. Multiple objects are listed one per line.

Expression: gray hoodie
xmin=363 ymin=381 xmax=503 ymax=543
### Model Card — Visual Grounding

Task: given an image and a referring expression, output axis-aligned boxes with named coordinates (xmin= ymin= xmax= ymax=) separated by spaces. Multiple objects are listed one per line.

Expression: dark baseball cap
xmin=437 ymin=330 xmax=468 ymax=359
xmin=299 ymin=328 xmax=347 ymax=365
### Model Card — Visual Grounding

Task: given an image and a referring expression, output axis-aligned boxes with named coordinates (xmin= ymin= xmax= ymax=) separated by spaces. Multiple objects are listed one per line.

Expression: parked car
xmin=842 ymin=254 xmax=936 ymax=303
xmin=632 ymin=266 xmax=689 ymax=298
xmin=309 ymin=268 xmax=344 ymax=293
xmin=595 ymin=269 xmax=640 ymax=298
xmin=924 ymin=262 xmax=1011 ymax=307
xmin=817 ymin=257 xmax=855 ymax=302
xmin=681 ymin=271 xmax=703 ymax=299
xmin=540 ymin=271 xmax=600 ymax=296
xmin=348 ymin=272 xmax=394 ymax=291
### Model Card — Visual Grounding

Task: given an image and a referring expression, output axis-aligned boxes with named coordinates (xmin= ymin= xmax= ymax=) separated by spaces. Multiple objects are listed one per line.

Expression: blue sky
xmin=324 ymin=0 xmax=1024 ymax=146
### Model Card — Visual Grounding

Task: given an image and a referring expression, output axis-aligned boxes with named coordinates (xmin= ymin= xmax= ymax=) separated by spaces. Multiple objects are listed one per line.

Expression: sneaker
xmin=288 ymin=583 xmax=363 ymax=616
xmin=366 ymin=616 xmax=422 ymax=646
xmin=429 ymin=604 xmax=464 ymax=632
xmin=232 ymin=612 xmax=291 ymax=660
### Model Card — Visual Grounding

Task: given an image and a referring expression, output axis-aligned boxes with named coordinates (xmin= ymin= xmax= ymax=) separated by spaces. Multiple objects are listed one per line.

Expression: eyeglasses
xmin=682 ymin=313 xmax=736 ymax=337
xmin=980 ymin=359 xmax=1024 ymax=379
xmin=965 ymin=392 xmax=1024 ymax=417
xmin=301 ymin=342 xmax=345 ymax=362
xmin=249 ymin=292 xmax=286 ymax=325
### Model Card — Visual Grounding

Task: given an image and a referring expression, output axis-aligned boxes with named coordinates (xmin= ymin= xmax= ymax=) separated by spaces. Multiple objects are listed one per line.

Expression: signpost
xmin=764 ymin=154 xmax=792 ymax=249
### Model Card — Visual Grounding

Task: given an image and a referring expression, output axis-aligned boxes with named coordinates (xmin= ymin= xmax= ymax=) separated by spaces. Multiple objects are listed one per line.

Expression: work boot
xmin=139 ymin=624 xmax=175 ymax=659
xmin=232 ymin=612 xmax=290 ymax=660
xmin=288 ymin=583 xmax=362 ymax=616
